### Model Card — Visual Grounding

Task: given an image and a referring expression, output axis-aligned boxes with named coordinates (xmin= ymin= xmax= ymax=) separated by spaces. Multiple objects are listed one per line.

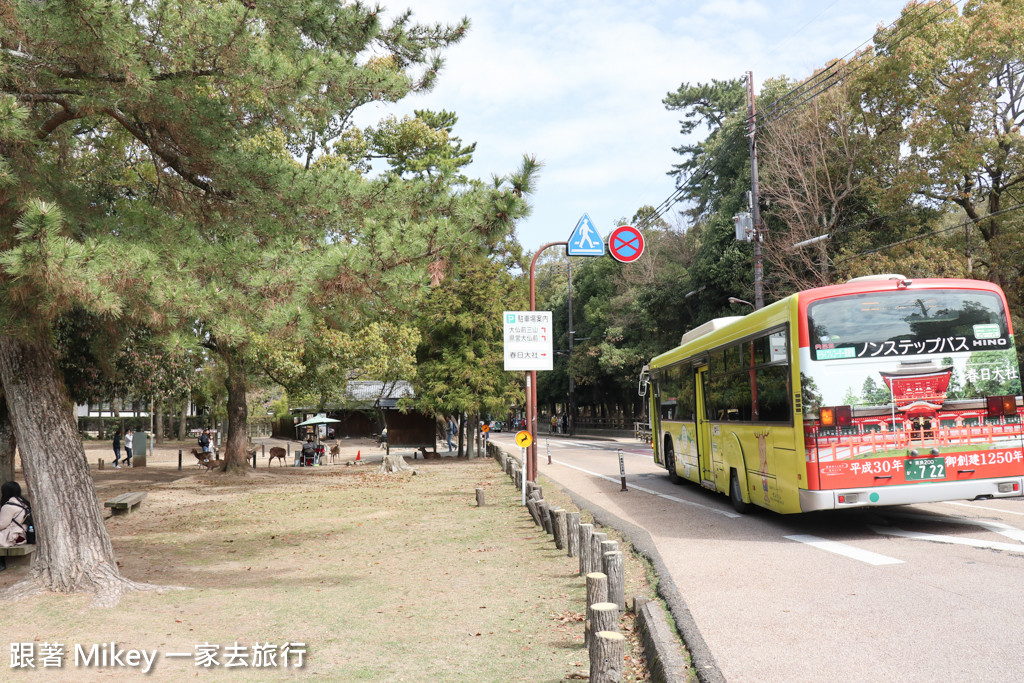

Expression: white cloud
xmin=371 ymin=0 xmax=913 ymax=250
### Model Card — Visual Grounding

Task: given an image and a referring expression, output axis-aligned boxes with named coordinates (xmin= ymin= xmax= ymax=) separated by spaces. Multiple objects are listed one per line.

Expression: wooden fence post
xmin=584 ymin=572 xmax=608 ymax=647
xmin=475 ymin=488 xmax=485 ymax=507
xmin=589 ymin=631 xmax=625 ymax=683
xmin=526 ymin=496 xmax=542 ymax=526
xmin=603 ymin=551 xmax=625 ymax=611
xmin=599 ymin=539 xmax=619 ymax=559
xmin=566 ymin=511 xmax=580 ymax=558
xmin=552 ymin=508 xmax=567 ymax=549
xmin=579 ymin=523 xmax=594 ymax=575
xmin=590 ymin=532 xmax=608 ymax=576
xmin=537 ymin=500 xmax=553 ymax=535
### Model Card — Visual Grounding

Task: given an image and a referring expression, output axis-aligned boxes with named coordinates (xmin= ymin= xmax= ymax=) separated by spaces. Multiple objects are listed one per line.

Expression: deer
xmin=190 ymin=448 xmax=221 ymax=471
xmin=329 ymin=443 xmax=341 ymax=464
xmin=268 ymin=446 xmax=287 ymax=466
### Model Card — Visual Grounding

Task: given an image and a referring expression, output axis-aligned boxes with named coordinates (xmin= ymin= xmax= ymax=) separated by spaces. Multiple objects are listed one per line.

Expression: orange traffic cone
xmin=356 ymin=450 xmax=361 ymax=461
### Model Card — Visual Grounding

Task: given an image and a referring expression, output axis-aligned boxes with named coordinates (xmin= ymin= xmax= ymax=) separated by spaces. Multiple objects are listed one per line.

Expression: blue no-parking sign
xmin=608 ymin=225 xmax=645 ymax=263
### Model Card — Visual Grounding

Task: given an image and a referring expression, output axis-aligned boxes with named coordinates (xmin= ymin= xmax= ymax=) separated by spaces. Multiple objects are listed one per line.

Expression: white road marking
xmin=868 ymin=525 xmax=1024 ymax=554
xmin=883 ymin=511 xmax=1024 ymax=543
xmin=946 ymin=501 xmax=1024 ymax=517
xmin=548 ymin=458 xmax=741 ymax=518
xmin=785 ymin=534 xmax=904 ymax=565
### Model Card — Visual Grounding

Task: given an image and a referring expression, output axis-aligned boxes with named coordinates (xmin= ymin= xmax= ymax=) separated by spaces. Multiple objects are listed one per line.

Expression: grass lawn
xmin=1 ymin=441 xmax=656 ymax=681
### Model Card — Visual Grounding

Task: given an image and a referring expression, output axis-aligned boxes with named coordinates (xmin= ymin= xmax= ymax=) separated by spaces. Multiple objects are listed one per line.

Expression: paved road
xmin=492 ymin=432 xmax=1024 ymax=683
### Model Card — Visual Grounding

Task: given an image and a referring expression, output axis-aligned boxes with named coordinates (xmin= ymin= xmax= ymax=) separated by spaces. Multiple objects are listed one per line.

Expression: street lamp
xmin=728 ymin=297 xmax=755 ymax=309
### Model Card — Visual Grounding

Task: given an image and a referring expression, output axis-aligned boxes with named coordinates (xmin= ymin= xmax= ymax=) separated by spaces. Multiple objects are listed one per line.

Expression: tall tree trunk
xmin=0 ymin=393 xmax=16 ymax=483
xmin=0 ymin=335 xmax=161 ymax=606
xmin=457 ymin=414 xmax=464 ymax=457
xmin=178 ymin=396 xmax=189 ymax=441
xmin=221 ymin=350 xmax=250 ymax=473
xmin=155 ymin=400 xmax=164 ymax=444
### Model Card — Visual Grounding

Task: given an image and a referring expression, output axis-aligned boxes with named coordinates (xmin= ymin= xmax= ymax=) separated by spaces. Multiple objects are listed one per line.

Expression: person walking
xmin=123 ymin=428 xmax=134 ymax=468
xmin=446 ymin=415 xmax=457 ymax=452
xmin=198 ymin=428 xmax=212 ymax=455
xmin=112 ymin=430 xmax=122 ymax=468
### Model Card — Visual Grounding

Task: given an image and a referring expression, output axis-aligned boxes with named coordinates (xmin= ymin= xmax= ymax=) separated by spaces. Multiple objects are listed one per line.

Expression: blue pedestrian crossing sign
xmin=567 ymin=213 xmax=605 ymax=256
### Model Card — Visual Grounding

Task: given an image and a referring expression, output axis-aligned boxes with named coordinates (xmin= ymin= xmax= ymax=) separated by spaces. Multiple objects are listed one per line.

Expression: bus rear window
xmin=808 ymin=290 xmax=1011 ymax=361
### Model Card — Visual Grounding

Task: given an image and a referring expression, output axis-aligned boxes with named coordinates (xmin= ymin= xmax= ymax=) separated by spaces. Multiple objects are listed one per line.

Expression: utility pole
xmin=746 ymin=70 xmax=764 ymax=310
xmin=566 ymin=258 xmax=576 ymax=437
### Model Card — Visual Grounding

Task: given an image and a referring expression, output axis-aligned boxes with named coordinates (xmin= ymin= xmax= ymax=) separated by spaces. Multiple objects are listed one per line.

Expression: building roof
xmin=293 ymin=380 xmax=415 ymax=412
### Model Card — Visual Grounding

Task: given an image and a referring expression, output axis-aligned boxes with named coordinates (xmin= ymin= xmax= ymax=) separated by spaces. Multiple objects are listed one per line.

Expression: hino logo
xmin=973 ymin=339 xmax=1008 ymax=347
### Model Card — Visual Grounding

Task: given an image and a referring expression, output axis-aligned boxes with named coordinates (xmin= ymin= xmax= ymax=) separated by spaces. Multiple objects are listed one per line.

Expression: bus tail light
xmin=1004 ymin=397 xmax=1018 ymax=417
xmin=986 ymin=395 xmax=1018 ymax=417
xmin=998 ymin=482 xmax=1019 ymax=493
xmin=820 ymin=405 xmax=852 ymax=427
xmin=836 ymin=405 xmax=853 ymax=427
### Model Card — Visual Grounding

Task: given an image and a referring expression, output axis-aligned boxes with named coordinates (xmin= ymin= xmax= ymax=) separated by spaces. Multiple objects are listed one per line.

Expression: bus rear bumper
xmin=799 ymin=478 xmax=1024 ymax=511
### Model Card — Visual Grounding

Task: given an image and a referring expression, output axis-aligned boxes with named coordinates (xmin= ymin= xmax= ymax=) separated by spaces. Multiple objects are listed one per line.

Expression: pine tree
xmin=0 ymin=1 xmax=467 ymax=604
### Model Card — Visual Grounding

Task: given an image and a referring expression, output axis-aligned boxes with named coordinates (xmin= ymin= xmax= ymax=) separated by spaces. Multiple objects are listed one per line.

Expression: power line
xmin=640 ymin=0 xmax=967 ymax=230
xmin=832 ymin=202 xmax=1024 ymax=267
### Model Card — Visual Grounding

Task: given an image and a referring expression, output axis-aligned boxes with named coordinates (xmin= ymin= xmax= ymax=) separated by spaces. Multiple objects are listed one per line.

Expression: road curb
xmin=492 ymin=442 xmax=724 ymax=683
xmin=555 ymin=484 xmax=726 ymax=683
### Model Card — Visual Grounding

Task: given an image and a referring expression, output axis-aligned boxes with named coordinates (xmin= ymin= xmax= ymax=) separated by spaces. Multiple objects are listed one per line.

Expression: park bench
xmin=0 ymin=544 xmax=36 ymax=568
xmin=104 ymin=492 xmax=147 ymax=516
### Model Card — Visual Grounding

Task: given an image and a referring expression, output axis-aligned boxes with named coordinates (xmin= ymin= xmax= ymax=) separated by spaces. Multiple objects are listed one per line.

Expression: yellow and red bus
xmin=639 ymin=275 xmax=1024 ymax=513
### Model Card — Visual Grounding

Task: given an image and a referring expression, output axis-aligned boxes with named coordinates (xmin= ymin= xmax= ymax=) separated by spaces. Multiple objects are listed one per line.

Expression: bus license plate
xmin=905 ymin=456 xmax=946 ymax=481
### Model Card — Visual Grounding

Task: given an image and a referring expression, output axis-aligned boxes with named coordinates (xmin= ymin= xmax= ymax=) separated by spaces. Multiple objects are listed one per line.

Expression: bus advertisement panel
xmin=642 ymin=276 xmax=1024 ymax=514
xmin=800 ymin=283 xmax=1024 ymax=498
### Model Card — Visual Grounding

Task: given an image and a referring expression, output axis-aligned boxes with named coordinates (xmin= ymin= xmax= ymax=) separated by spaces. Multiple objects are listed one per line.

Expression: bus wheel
xmin=665 ymin=441 xmax=682 ymax=485
xmin=729 ymin=469 xmax=750 ymax=514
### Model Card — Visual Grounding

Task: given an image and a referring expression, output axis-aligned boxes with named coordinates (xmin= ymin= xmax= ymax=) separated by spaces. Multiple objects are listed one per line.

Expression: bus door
xmin=695 ymin=364 xmax=715 ymax=487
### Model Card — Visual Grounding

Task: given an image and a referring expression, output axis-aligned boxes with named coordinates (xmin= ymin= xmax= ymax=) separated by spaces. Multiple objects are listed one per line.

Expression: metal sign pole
xmin=521 ymin=447 xmax=527 ymax=506
xmin=618 ymin=448 xmax=628 ymax=492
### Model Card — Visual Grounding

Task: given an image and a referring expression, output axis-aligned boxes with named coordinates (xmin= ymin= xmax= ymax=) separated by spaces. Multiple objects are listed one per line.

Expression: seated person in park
xmin=0 ymin=481 xmax=30 ymax=548
xmin=301 ymin=436 xmax=316 ymax=464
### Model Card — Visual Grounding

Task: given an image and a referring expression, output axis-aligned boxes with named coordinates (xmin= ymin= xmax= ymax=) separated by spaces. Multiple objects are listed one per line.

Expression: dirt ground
xmin=0 ymin=436 xmax=654 ymax=681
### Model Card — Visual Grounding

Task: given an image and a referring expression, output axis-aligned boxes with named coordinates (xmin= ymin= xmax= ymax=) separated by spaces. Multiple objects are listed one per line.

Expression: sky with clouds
xmin=360 ymin=0 xmax=917 ymax=253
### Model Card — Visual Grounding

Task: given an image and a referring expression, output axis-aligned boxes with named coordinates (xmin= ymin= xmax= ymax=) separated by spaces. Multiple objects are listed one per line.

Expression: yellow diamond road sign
xmin=515 ymin=430 xmax=533 ymax=448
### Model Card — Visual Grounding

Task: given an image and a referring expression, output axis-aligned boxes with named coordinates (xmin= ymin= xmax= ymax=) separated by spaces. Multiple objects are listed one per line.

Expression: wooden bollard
xmin=603 ymin=551 xmax=625 ymax=611
xmin=579 ymin=523 xmax=595 ymax=575
xmin=552 ymin=508 xmax=567 ymax=549
xmin=475 ymin=488 xmax=485 ymax=507
xmin=590 ymin=631 xmax=626 ymax=683
xmin=590 ymin=532 xmax=608 ymax=576
xmin=600 ymin=539 xmax=619 ymax=559
xmin=584 ymin=572 xmax=609 ymax=647
xmin=567 ymin=512 xmax=580 ymax=558
xmin=537 ymin=500 xmax=553 ymax=534
xmin=587 ymin=602 xmax=619 ymax=647
xmin=98 ymin=459 xmax=104 ymax=470
xmin=526 ymin=496 xmax=542 ymax=526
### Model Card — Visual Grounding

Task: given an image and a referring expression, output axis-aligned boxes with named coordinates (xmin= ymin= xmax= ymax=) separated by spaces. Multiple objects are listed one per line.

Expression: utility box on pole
xmin=734 ymin=212 xmax=753 ymax=242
